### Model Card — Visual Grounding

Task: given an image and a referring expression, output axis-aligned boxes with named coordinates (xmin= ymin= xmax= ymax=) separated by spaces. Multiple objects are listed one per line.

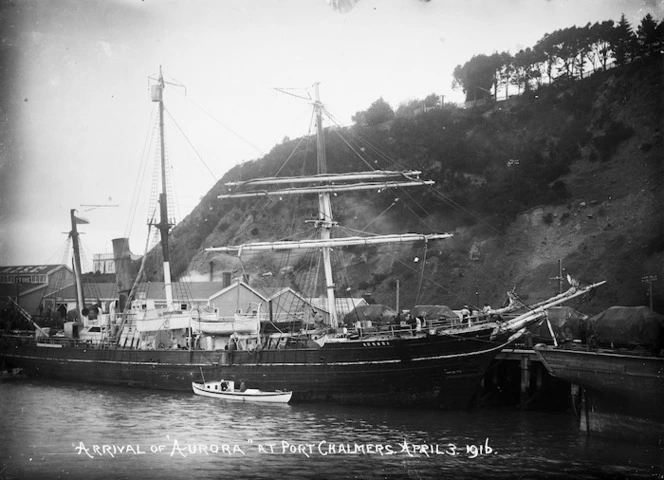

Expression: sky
xmin=0 ymin=0 xmax=661 ymax=269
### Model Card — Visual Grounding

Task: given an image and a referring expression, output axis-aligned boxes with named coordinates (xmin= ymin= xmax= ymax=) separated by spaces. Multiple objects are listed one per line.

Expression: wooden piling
xmin=520 ymin=355 xmax=531 ymax=408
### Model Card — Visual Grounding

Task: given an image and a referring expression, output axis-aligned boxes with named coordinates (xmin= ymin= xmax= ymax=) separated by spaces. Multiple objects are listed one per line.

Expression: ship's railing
xmin=0 ymin=332 xmax=121 ymax=349
xmin=347 ymin=313 xmax=501 ymax=339
xmin=350 ymin=324 xmax=414 ymax=339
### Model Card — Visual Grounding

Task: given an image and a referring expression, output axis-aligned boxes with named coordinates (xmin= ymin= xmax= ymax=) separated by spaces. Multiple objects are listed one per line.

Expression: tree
xmin=511 ymin=48 xmax=540 ymax=93
xmin=636 ymin=14 xmax=660 ymax=58
xmin=493 ymin=51 xmax=513 ymax=99
xmin=587 ymin=20 xmax=615 ymax=71
xmin=535 ymin=30 xmax=565 ymax=83
xmin=352 ymin=97 xmax=395 ymax=126
xmin=557 ymin=26 xmax=580 ymax=78
xmin=452 ymin=54 xmax=497 ymax=102
xmin=573 ymin=24 xmax=594 ymax=79
xmin=423 ymin=93 xmax=441 ymax=108
xmin=611 ymin=14 xmax=637 ymax=66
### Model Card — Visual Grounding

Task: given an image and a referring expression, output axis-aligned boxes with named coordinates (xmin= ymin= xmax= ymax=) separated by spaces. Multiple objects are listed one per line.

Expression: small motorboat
xmin=191 ymin=379 xmax=292 ymax=403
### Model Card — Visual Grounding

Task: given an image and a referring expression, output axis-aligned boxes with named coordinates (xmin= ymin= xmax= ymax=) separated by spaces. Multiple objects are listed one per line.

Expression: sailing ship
xmin=0 ymin=69 xmax=604 ymax=408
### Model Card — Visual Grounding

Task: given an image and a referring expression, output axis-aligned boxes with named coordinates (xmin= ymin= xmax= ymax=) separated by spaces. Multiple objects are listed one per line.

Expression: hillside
xmin=145 ymin=57 xmax=663 ymax=314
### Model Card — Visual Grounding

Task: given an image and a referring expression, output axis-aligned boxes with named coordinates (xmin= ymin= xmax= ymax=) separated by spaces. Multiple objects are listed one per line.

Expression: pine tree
xmin=611 ymin=14 xmax=636 ymax=66
xmin=636 ymin=14 xmax=660 ymax=57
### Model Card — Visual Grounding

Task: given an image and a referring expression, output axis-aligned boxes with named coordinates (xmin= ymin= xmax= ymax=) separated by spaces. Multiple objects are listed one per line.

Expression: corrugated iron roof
xmin=307 ymin=297 xmax=368 ymax=315
xmin=130 ymin=282 xmax=228 ymax=301
xmin=0 ymin=283 xmax=49 ymax=297
xmin=209 ymin=281 xmax=267 ymax=302
xmin=0 ymin=264 xmax=71 ymax=277
xmin=43 ymin=281 xmax=229 ymax=301
xmin=43 ymin=282 xmax=118 ymax=300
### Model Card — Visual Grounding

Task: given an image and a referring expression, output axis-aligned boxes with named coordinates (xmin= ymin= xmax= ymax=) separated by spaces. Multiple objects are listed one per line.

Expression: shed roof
xmin=0 ymin=264 xmax=71 ymax=278
xmin=209 ymin=281 xmax=267 ymax=302
xmin=43 ymin=281 xmax=228 ymax=302
xmin=43 ymin=282 xmax=118 ymax=300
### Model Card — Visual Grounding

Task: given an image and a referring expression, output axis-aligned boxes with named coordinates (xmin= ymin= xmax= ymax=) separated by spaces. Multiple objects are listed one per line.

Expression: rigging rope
xmin=414 ymin=240 xmax=429 ymax=306
xmin=274 ymin=110 xmax=315 ymax=178
xmin=426 ymin=186 xmax=503 ymax=235
xmin=187 ymin=97 xmax=266 ymax=157
xmin=122 ymin=223 xmax=154 ymax=314
xmin=323 ymin=106 xmax=400 ymax=168
xmin=329 ymin=128 xmax=377 ymax=171
xmin=164 ymin=108 xmax=217 ymax=181
xmin=323 ymin=103 xmax=503 ymax=236
xmin=125 ymin=105 xmax=158 ymax=238
xmin=388 ymin=253 xmax=463 ymax=309
xmin=323 ymin=118 xmax=504 ymax=299
xmin=361 ymin=199 xmax=398 ymax=232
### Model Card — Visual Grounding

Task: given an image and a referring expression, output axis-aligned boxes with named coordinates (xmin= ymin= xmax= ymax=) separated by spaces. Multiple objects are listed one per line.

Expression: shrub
xmin=592 ymin=120 xmax=635 ymax=161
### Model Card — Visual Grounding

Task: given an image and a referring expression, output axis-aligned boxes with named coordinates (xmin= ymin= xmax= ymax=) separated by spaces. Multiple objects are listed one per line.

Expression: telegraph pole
xmin=550 ymin=259 xmax=564 ymax=294
xmin=641 ymin=275 xmax=657 ymax=310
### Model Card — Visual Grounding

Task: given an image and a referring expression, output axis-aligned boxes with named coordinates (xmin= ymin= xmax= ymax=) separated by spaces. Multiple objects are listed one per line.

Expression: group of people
xmin=460 ymin=303 xmax=493 ymax=327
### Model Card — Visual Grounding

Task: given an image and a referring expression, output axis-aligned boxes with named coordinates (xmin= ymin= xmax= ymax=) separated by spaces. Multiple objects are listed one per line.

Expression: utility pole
xmin=507 ymin=158 xmax=519 ymax=184
xmin=550 ymin=259 xmax=564 ymax=294
xmin=641 ymin=275 xmax=657 ymax=310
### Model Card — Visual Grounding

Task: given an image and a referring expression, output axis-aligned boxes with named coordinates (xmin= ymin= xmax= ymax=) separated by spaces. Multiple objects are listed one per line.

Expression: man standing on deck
xmin=461 ymin=305 xmax=471 ymax=326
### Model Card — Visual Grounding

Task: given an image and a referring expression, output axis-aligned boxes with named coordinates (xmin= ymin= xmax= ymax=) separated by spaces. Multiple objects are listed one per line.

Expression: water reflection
xmin=0 ymin=380 xmax=661 ymax=479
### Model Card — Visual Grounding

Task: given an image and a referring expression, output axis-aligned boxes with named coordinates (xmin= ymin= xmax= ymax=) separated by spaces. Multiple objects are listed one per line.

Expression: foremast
xmin=69 ymin=209 xmax=86 ymax=323
xmin=150 ymin=66 xmax=175 ymax=310
xmin=209 ymin=84 xmax=452 ymax=328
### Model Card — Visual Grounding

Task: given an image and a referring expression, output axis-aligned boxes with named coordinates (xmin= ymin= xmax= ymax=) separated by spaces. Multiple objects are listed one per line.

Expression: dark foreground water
xmin=0 ymin=380 xmax=662 ymax=480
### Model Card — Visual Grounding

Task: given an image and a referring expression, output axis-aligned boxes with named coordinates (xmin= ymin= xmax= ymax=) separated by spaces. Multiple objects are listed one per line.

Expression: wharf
xmin=477 ymin=346 xmax=569 ymax=410
xmin=496 ymin=348 xmax=541 ymax=362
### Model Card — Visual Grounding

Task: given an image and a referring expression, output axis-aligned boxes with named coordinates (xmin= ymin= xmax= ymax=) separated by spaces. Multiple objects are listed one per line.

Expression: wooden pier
xmin=476 ymin=347 xmax=571 ymax=410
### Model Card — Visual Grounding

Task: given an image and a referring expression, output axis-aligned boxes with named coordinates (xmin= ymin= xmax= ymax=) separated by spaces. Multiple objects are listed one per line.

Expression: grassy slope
xmin=162 ymin=58 xmax=663 ymax=314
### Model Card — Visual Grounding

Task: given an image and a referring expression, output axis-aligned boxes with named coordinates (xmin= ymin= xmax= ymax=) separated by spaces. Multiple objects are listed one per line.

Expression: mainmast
xmin=69 ymin=209 xmax=86 ymax=324
xmin=210 ymin=83 xmax=453 ymax=329
xmin=313 ymin=83 xmax=339 ymax=328
xmin=151 ymin=66 xmax=175 ymax=310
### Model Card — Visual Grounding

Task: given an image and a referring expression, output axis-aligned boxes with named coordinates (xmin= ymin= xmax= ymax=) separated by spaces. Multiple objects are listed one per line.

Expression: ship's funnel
xmin=112 ymin=238 xmax=133 ymax=311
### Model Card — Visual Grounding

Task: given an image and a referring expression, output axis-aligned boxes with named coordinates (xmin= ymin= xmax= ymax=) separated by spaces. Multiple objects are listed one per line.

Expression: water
xmin=0 ymin=380 xmax=661 ymax=479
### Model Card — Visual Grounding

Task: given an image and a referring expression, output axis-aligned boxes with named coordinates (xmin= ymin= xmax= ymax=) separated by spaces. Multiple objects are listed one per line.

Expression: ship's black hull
xmin=2 ymin=331 xmax=508 ymax=409
xmin=534 ymin=346 xmax=664 ymax=444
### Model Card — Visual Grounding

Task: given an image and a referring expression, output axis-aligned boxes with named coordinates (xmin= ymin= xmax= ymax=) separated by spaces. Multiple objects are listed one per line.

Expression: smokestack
xmin=210 ymin=260 xmax=214 ymax=282
xmin=112 ymin=238 xmax=133 ymax=311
